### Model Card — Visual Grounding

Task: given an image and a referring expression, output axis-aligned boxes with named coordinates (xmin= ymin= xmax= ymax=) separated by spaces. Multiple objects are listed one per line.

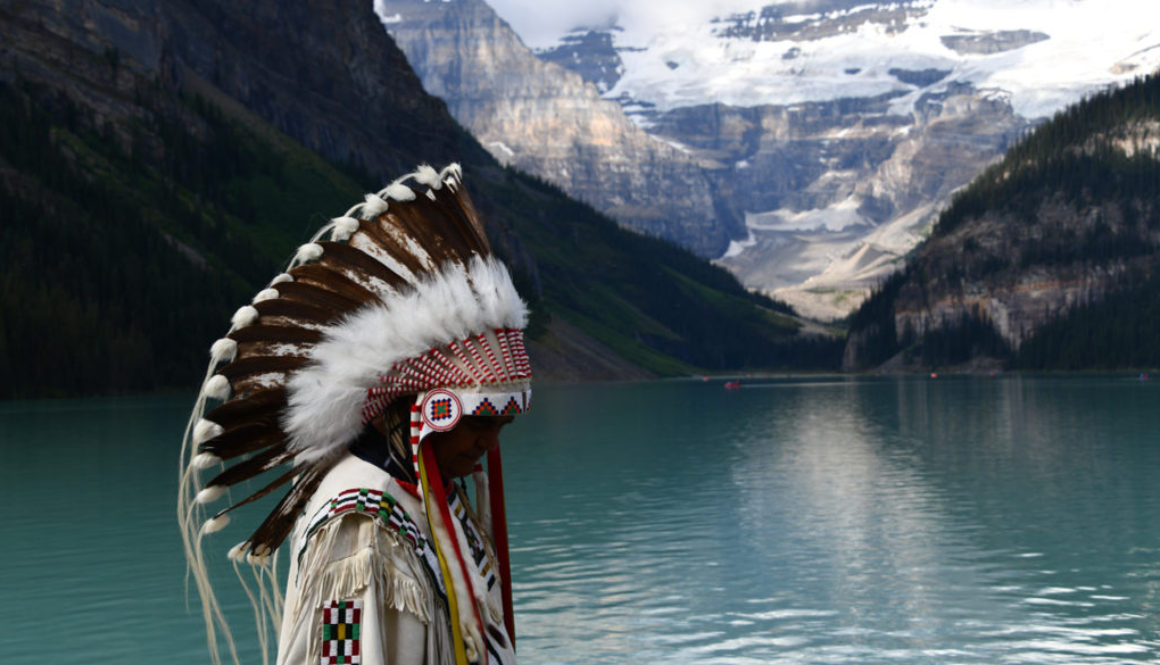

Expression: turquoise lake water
xmin=1 ymin=375 xmax=1158 ymax=664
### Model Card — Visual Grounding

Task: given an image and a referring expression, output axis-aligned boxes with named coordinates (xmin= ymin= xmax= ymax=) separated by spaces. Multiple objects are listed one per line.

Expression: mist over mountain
xmin=383 ymin=0 xmax=1160 ymax=319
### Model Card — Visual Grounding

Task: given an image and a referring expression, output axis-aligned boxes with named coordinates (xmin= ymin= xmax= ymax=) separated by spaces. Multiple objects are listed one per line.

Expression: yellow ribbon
xmin=419 ymin=451 xmax=471 ymax=665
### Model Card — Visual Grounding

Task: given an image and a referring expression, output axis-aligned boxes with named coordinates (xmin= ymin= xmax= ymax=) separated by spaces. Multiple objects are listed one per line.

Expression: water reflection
xmin=506 ymin=377 xmax=1160 ymax=664
xmin=0 ymin=379 xmax=1157 ymax=664
xmin=720 ymin=381 xmax=1004 ymax=663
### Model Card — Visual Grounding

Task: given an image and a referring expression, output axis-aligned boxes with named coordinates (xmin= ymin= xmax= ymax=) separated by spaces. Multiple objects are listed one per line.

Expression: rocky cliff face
xmin=378 ymin=0 xmax=734 ymax=257
xmin=537 ymin=30 xmax=625 ymax=94
xmin=0 ymin=0 xmax=637 ymax=383
xmin=373 ymin=0 xmax=1031 ymax=316
xmin=644 ymin=83 xmax=1026 ymax=319
xmin=716 ymin=0 xmax=929 ymax=41
xmin=3 ymin=0 xmax=825 ymax=389
xmin=531 ymin=15 xmax=1074 ymax=319
xmin=891 ymin=208 xmax=1143 ymax=351
xmin=840 ymin=79 xmax=1160 ymax=370
xmin=382 ymin=0 xmax=1159 ymax=320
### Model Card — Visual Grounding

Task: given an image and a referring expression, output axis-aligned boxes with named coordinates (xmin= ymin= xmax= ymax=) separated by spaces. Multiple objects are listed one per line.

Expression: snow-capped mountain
xmin=377 ymin=0 xmax=730 ymax=257
xmin=584 ymin=0 xmax=1160 ymax=120
xmin=384 ymin=0 xmax=1160 ymax=319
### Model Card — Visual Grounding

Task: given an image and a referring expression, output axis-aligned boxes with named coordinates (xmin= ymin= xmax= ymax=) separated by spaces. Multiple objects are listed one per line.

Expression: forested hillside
xmin=0 ymin=81 xmax=363 ymax=396
xmin=843 ymin=71 xmax=1160 ymax=371
xmin=0 ymin=1 xmax=838 ymax=398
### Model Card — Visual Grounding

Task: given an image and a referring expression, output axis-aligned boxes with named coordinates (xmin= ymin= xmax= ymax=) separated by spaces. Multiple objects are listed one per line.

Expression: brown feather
xmin=430 ymin=184 xmax=491 ymax=256
xmin=217 ymin=355 xmax=310 ymax=382
xmin=244 ymin=463 xmax=333 ymax=557
xmin=384 ymin=195 xmax=470 ymax=267
xmin=272 ymin=281 xmax=365 ymax=313
xmin=206 ymin=387 xmax=286 ymax=425
xmin=355 ymin=213 xmax=432 ymax=277
xmin=199 ymin=422 xmax=284 ymax=460
xmin=205 ymin=446 xmax=293 ymax=488
xmin=289 ymin=264 xmax=380 ymax=305
xmin=229 ymin=326 xmax=322 ymax=364
xmin=211 ymin=468 xmax=297 ymax=521
xmin=316 ymin=241 xmax=408 ymax=291
xmin=229 ymin=326 xmax=324 ymax=345
xmin=254 ymin=298 xmax=343 ymax=328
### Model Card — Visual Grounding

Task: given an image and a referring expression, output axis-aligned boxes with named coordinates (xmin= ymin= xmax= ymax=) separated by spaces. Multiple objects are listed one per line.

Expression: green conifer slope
xmin=0 ymin=75 xmax=836 ymax=398
xmin=844 ymin=72 xmax=1160 ymax=371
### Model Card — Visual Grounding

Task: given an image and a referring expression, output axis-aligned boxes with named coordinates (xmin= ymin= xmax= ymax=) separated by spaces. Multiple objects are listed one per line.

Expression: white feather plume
xmin=201 ymin=514 xmax=231 ymax=534
xmin=204 ymin=375 xmax=231 ymax=401
xmin=197 ymin=485 xmax=226 ymax=504
xmin=227 ymin=541 xmax=249 ymax=562
xmin=193 ymin=418 xmax=225 ymax=446
xmin=414 ymin=164 xmax=442 ymax=190
xmin=440 ymin=163 xmax=462 ymax=182
xmin=252 ymin=288 xmax=280 ymax=304
xmin=192 ymin=452 xmax=221 ymax=470
xmin=331 ymin=216 xmax=360 ymax=241
xmin=210 ymin=339 xmax=237 ymax=364
xmin=359 ymin=194 xmax=389 ymax=219
xmin=295 ymin=243 xmax=324 ymax=264
xmin=384 ymin=183 xmax=416 ymax=201
xmin=231 ymin=305 xmax=259 ymax=329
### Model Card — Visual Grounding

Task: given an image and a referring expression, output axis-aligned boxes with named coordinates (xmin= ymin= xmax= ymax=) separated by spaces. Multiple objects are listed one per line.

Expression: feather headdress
xmin=177 ymin=164 xmax=531 ymax=664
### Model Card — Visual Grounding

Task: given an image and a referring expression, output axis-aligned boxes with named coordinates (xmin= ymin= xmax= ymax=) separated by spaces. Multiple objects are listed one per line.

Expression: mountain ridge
xmin=387 ymin=0 xmax=1160 ymax=318
xmin=0 ymin=0 xmax=833 ymax=398
xmin=378 ymin=0 xmax=737 ymax=257
xmin=842 ymin=71 xmax=1160 ymax=371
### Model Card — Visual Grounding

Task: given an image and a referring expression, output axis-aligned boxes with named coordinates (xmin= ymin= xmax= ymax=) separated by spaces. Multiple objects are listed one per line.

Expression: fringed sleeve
xmin=276 ymin=512 xmax=451 ymax=665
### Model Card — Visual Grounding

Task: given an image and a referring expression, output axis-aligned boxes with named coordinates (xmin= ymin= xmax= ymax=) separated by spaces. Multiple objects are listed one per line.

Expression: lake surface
xmin=1 ymin=376 xmax=1158 ymax=664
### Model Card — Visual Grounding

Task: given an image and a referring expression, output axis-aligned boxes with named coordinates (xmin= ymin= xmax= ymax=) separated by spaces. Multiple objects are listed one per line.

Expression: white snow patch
xmin=745 ymin=196 xmax=871 ymax=233
xmin=660 ymin=137 xmax=692 ymax=153
xmin=485 ymin=140 xmax=516 ymax=160
xmin=721 ymin=229 xmax=756 ymax=259
xmin=480 ymin=0 xmax=1160 ymax=122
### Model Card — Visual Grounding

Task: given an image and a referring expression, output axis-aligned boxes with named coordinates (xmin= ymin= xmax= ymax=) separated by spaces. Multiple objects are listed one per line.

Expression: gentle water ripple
xmin=1 ymin=378 xmax=1159 ymax=663
xmin=505 ymin=377 xmax=1160 ymax=664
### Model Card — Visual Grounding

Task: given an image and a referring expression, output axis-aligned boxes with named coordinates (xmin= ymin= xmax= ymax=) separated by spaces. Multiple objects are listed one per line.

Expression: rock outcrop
xmin=379 ymin=0 xmax=734 ymax=257
xmin=375 ymin=0 xmax=1029 ymax=316
xmin=840 ymin=77 xmax=1160 ymax=370
xmin=648 ymin=83 xmax=1027 ymax=319
xmin=380 ymin=0 xmax=1158 ymax=321
xmin=3 ymin=0 xmax=826 ymax=390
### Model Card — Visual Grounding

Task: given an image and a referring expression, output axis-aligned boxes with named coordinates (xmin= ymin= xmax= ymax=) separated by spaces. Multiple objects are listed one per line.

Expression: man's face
xmin=426 ymin=415 xmax=514 ymax=480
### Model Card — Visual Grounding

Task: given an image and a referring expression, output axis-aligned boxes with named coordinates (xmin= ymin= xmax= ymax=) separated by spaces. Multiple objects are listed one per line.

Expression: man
xmin=178 ymin=164 xmax=530 ymax=665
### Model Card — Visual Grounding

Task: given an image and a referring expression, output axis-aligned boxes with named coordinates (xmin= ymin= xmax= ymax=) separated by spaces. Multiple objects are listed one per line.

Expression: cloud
xmin=486 ymin=0 xmax=780 ymax=48
xmin=485 ymin=0 xmax=624 ymax=48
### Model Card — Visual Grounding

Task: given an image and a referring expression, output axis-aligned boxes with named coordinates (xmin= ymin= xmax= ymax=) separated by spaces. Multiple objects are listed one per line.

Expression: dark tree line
xmin=1016 ymin=263 xmax=1160 ymax=370
xmin=0 ymin=80 xmax=361 ymax=397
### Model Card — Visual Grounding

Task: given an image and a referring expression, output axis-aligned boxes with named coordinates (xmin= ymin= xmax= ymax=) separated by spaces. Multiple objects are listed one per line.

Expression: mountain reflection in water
xmin=0 ymin=376 xmax=1157 ymax=664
